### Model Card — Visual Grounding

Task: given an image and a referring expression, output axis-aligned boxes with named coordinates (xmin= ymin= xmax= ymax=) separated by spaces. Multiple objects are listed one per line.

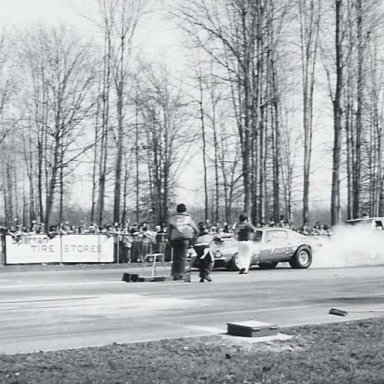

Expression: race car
xmin=211 ymin=227 xmax=313 ymax=270
xmin=345 ymin=217 xmax=384 ymax=231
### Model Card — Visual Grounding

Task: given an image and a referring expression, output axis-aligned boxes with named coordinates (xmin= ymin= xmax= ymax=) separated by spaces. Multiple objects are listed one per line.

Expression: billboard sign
xmin=5 ymin=234 xmax=114 ymax=264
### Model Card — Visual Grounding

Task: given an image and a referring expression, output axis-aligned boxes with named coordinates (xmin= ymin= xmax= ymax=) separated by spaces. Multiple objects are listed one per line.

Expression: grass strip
xmin=0 ymin=318 xmax=383 ymax=383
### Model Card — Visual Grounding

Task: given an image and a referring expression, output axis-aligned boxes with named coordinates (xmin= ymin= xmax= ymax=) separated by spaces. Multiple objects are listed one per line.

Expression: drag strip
xmin=0 ymin=265 xmax=383 ymax=354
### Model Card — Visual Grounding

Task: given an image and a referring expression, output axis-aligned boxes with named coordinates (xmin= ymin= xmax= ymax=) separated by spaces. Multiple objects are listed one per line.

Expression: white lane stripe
xmin=185 ymin=325 xmax=226 ymax=333
xmin=0 ymin=278 xmax=374 ymax=290
xmin=0 ymin=281 xmax=123 ymax=289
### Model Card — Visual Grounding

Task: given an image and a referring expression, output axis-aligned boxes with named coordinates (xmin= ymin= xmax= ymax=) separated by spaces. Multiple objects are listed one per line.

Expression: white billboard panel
xmin=61 ymin=235 xmax=114 ymax=263
xmin=5 ymin=234 xmax=114 ymax=264
xmin=5 ymin=235 xmax=61 ymax=264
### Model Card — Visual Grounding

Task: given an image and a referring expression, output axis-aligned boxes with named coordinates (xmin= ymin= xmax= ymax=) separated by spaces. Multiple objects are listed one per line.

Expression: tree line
xmin=0 ymin=0 xmax=383 ymax=232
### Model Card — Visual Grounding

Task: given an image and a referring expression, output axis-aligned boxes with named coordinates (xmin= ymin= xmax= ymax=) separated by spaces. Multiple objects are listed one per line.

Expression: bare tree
xmin=109 ymin=0 xmax=147 ymax=224
xmin=0 ymin=30 xmax=14 ymax=146
xmin=95 ymin=0 xmax=113 ymax=226
xmin=136 ymin=64 xmax=191 ymax=224
xmin=177 ymin=1 xmax=289 ymax=223
xmin=0 ymin=29 xmax=18 ymax=226
xmin=176 ymin=0 xmax=259 ymax=215
xmin=331 ymin=0 xmax=344 ymax=225
xmin=196 ymin=67 xmax=209 ymax=222
xmin=367 ymin=31 xmax=384 ymax=216
xmin=321 ymin=0 xmax=346 ymax=225
xmin=298 ymin=0 xmax=322 ymax=226
xmin=21 ymin=25 xmax=95 ymax=231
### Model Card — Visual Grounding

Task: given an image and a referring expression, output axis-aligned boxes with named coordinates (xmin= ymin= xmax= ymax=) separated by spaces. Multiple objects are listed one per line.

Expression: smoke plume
xmin=312 ymin=224 xmax=384 ymax=268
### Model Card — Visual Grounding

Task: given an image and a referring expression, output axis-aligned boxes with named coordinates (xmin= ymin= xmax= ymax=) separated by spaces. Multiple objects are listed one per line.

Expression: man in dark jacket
xmin=168 ymin=204 xmax=199 ymax=280
xmin=194 ymin=223 xmax=214 ymax=282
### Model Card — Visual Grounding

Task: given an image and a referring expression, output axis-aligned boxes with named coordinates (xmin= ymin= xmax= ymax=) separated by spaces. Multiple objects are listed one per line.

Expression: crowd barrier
xmin=0 ymin=233 xmax=171 ymax=265
xmin=120 ymin=233 xmax=171 ymax=263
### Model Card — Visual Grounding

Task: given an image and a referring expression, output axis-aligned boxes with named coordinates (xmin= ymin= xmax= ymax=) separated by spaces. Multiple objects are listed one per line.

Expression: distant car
xmin=206 ymin=228 xmax=313 ymax=271
xmin=345 ymin=217 xmax=384 ymax=231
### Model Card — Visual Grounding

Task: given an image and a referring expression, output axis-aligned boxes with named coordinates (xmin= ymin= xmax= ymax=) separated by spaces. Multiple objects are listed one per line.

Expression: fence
xmin=121 ymin=232 xmax=171 ymax=263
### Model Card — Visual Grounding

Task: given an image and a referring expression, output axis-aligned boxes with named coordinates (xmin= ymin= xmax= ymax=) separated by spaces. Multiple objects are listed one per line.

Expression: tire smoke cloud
xmin=312 ymin=225 xmax=384 ymax=268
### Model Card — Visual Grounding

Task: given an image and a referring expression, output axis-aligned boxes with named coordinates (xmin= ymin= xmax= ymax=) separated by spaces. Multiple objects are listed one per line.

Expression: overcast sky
xmin=0 ymin=0 xmax=181 ymax=62
xmin=0 ymin=0 xmax=74 ymax=24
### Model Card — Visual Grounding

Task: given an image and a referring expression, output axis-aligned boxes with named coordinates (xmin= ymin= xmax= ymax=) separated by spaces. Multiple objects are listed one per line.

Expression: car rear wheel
xmin=258 ymin=262 xmax=278 ymax=269
xmin=289 ymin=246 xmax=312 ymax=269
xmin=228 ymin=252 xmax=241 ymax=271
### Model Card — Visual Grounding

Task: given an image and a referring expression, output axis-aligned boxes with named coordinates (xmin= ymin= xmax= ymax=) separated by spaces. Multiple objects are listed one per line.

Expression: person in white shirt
xmin=236 ymin=214 xmax=255 ymax=274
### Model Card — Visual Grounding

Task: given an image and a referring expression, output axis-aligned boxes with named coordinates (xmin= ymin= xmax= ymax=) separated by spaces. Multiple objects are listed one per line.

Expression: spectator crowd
xmin=0 ymin=217 xmax=332 ymax=263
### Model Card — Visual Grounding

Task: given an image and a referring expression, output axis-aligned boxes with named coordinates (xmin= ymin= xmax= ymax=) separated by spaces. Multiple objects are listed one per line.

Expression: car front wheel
xmin=289 ymin=246 xmax=312 ymax=269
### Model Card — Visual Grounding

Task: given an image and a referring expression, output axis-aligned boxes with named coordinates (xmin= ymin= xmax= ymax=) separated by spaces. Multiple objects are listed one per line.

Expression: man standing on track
xmin=168 ymin=204 xmax=199 ymax=281
xmin=236 ymin=213 xmax=255 ymax=274
xmin=194 ymin=223 xmax=215 ymax=282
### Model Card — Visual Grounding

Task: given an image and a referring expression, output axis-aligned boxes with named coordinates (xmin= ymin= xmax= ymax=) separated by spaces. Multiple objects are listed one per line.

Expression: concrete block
xmin=227 ymin=321 xmax=279 ymax=338
xmin=329 ymin=307 xmax=348 ymax=316
xmin=121 ymin=273 xmax=139 ymax=282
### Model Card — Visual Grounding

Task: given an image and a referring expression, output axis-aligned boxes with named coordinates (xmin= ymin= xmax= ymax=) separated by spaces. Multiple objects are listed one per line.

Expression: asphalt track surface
xmin=0 ymin=264 xmax=383 ymax=354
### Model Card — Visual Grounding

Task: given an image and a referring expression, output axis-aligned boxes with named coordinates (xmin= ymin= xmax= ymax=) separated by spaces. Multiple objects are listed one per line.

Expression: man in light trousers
xmin=236 ymin=214 xmax=255 ymax=274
